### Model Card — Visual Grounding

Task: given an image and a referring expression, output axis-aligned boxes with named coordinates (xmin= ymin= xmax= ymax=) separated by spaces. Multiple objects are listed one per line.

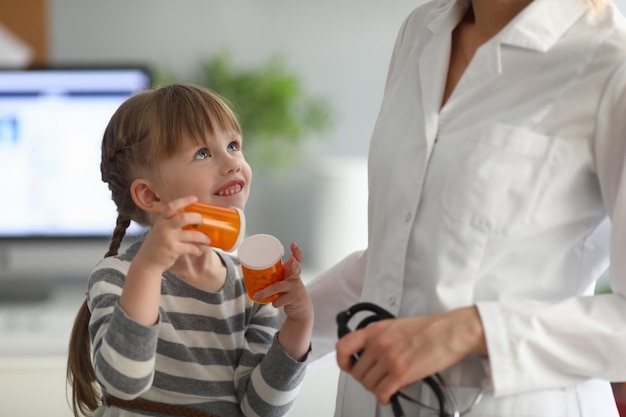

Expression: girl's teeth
xmin=218 ymin=184 xmax=241 ymax=196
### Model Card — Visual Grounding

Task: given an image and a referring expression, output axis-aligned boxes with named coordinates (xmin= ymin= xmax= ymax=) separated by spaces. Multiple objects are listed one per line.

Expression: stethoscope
xmin=336 ymin=302 xmax=484 ymax=417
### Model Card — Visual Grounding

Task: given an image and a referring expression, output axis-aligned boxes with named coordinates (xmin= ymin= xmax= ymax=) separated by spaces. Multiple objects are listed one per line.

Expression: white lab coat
xmin=307 ymin=0 xmax=626 ymax=416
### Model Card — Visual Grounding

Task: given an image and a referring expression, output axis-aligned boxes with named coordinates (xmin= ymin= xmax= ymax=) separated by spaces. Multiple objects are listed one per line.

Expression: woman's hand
xmin=335 ymin=306 xmax=487 ymax=404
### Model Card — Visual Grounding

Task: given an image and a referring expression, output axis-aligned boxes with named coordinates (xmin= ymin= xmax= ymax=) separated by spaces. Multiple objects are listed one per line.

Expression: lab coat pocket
xmin=441 ymin=124 xmax=552 ymax=235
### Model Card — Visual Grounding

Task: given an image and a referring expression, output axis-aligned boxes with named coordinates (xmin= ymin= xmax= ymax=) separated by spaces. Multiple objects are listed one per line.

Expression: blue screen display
xmin=0 ymin=67 xmax=150 ymax=238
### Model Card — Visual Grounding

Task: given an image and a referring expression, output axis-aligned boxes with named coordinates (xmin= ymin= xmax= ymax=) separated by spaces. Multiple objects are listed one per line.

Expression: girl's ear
xmin=130 ymin=178 xmax=164 ymax=213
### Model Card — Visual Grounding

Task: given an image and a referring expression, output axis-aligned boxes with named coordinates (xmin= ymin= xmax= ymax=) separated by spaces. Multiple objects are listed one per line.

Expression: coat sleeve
xmin=306 ymin=250 xmax=367 ymax=363
xmin=476 ymin=61 xmax=626 ymax=397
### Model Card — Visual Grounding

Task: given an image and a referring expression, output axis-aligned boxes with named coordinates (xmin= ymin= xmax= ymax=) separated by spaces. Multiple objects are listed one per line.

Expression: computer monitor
xmin=0 ymin=67 xmax=151 ymax=299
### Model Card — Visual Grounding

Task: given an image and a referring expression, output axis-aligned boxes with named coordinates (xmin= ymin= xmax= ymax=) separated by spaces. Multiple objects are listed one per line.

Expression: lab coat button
xmin=405 ymin=212 xmax=412 ymax=222
xmin=388 ymin=296 xmax=396 ymax=306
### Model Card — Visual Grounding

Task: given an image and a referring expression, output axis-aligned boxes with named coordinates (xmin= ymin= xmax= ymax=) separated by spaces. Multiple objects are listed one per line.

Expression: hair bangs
xmin=150 ymin=85 xmax=241 ymax=162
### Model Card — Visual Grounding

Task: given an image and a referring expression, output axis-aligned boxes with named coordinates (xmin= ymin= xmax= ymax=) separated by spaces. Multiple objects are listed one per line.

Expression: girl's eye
xmin=194 ymin=148 xmax=210 ymax=160
xmin=228 ymin=141 xmax=241 ymax=152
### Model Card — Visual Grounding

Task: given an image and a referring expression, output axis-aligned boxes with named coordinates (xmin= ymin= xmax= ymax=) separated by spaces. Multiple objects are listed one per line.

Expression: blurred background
xmin=0 ymin=0 xmax=418 ymax=416
xmin=2 ymin=1 xmax=626 ymax=416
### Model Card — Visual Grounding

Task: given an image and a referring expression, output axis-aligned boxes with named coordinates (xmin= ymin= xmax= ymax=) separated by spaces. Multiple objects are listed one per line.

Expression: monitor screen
xmin=0 ymin=67 xmax=151 ymax=238
xmin=0 ymin=67 xmax=151 ymax=295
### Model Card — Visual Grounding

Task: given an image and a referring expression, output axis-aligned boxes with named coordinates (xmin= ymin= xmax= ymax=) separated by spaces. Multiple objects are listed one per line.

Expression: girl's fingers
xmin=283 ymin=258 xmax=302 ymax=280
xmin=284 ymin=243 xmax=303 ymax=279
xmin=162 ymin=195 xmax=199 ymax=218
xmin=176 ymin=212 xmax=204 ymax=229
xmin=253 ymin=281 xmax=282 ymax=301
xmin=253 ymin=270 xmax=303 ymax=302
xmin=157 ymin=196 xmax=204 ymax=232
xmin=290 ymin=242 xmax=304 ymax=263
xmin=180 ymin=230 xmax=211 ymax=246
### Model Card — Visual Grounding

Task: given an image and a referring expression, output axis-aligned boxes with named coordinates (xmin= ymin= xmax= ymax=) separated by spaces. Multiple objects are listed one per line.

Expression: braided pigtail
xmin=106 ymin=215 xmax=132 ymax=258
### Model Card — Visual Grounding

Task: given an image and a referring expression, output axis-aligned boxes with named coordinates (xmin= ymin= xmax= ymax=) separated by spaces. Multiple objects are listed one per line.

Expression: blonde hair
xmin=66 ymin=84 xmax=241 ymax=417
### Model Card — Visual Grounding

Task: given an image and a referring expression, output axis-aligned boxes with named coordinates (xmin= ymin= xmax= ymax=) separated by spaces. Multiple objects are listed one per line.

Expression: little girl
xmin=66 ymin=84 xmax=313 ymax=417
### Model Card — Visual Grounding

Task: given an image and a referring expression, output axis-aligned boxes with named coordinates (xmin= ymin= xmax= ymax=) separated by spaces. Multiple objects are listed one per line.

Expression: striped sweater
xmin=87 ymin=241 xmax=308 ymax=417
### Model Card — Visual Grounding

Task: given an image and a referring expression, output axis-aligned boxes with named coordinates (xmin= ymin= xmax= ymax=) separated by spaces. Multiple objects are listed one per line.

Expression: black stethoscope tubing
xmin=336 ymin=302 xmax=448 ymax=417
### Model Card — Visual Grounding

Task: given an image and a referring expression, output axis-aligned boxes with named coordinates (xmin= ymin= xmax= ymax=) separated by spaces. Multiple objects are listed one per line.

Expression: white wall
xmin=47 ymin=0 xmax=424 ymax=275
xmin=48 ymin=0 xmax=626 ymax=271
xmin=49 ymin=0 xmax=420 ymax=159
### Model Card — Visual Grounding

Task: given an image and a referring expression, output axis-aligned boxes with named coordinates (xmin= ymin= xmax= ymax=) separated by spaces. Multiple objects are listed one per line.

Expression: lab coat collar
xmin=425 ymin=0 xmax=591 ymax=52
xmin=500 ymin=0 xmax=591 ymax=51
xmin=426 ymin=0 xmax=468 ymax=34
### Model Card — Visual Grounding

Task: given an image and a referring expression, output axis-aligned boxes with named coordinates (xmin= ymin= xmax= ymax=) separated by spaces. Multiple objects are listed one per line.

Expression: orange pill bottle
xmin=183 ymin=203 xmax=245 ymax=252
xmin=237 ymin=234 xmax=284 ymax=304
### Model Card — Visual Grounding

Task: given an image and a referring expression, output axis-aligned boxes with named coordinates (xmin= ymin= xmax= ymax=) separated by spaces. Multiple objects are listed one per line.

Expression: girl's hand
xmin=253 ymin=243 xmax=313 ymax=322
xmin=272 ymin=243 xmax=313 ymax=322
xmin=254 ymin=243 xmax=314 ymax=361
xmin=335 ymin=306 xmax=487 ymax=404
xmin=133 ymin=195 xmax=211 ymax=276
xmin=121 ymin=196 xmax=210 ymax=326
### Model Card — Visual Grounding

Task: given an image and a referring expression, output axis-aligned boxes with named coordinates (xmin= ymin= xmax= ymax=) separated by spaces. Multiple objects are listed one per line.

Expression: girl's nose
xmin=221 ymin=155 xmax=241 ymax=175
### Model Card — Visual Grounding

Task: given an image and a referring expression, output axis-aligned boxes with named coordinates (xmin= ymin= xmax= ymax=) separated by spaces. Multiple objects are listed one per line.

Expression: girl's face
xmin=157 ymin=128 xmax=252 ymax=210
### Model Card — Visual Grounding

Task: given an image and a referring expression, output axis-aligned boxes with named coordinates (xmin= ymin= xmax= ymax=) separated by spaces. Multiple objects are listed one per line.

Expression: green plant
xmin=199 ymin=51 xmax=334 ymax=171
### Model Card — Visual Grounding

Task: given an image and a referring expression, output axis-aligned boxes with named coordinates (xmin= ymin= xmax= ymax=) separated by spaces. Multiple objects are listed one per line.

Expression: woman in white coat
xmin=299 ymin=0 xmax=626 ymax=415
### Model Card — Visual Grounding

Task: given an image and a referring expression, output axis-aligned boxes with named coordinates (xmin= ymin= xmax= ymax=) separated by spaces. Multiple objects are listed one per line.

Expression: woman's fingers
xmin=336 ymin=324 xmax=370 ymax=370
xmin=334 ymin=308 xmax=487 ymax=404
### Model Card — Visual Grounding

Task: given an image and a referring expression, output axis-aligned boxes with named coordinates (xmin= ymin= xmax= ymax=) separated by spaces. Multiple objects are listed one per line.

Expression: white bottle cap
xmin=238 ymin=234 xmax=284 ymax=270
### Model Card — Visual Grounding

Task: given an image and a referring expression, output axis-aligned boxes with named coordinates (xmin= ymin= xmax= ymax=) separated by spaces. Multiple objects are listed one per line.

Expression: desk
xmin=0 ymin=356 xmax=73 ymax=417
xmin=0 ymin=280 xmax=82 ymax=416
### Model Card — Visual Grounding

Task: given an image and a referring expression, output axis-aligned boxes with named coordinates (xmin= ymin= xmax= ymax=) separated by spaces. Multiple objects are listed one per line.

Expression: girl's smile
xmin=215 ymin=180 xmax=245 ymax=197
